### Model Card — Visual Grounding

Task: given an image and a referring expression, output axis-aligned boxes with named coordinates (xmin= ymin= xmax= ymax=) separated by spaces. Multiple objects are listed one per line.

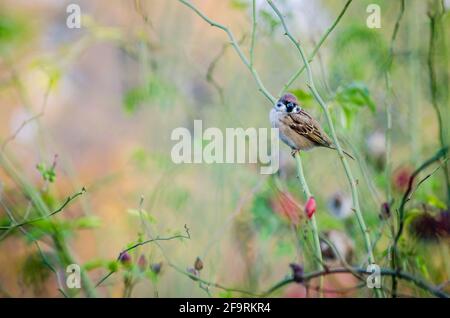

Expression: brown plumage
xmin=270 ymin=93 xmax=354 ymax=160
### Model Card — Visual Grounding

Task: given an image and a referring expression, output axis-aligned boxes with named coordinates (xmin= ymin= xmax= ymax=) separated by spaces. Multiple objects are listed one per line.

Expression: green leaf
xmin=127 ymin=209 xmax=157 ymax=224
xmin=335 ymin=82 xmax=376 ymax=112
xmin=123 ymin=76 xmax=175 ymax=114
xmin=291 ymin=88 xmax=313 ymax=102
xmin=72 ymin=216 xmax=102 ymax=229
xmin=230 ymin=0 xmax=248 ymax=10
xmin=218 ymin=290 xmax=234 ymax=298
xmin=36 ymin=162 xmax=56 ymax=183
xmin=108 ymin=261 xmax=119 ymax=272
xmin=426 ymin=194 xmax=447 ymax=210
xmin=260 ymin=10 xmax=281 ymax=34
xmin=83 ymin=259 xmax=106 ymax=271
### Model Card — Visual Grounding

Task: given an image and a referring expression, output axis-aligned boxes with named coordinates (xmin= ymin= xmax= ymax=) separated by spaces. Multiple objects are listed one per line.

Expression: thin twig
xmin=1 ymin=80 xmax=52 ymax=151
xmin=392 ymin=146 xmax=448 ymax=297
xmin=280 ymin=0 xmax=353 ymax=96
xmin=249 ymin=0 xmax=257 ymax=67
xmin=267 ymin=1 xmax=377 ymax=291
xmin=294 ymin=153 xmax=324 ymax=295
xmin=178 ymin=0 xmax=276 ymax=104
xmin=95 ymin=225 xmax=191 ymax=288
xmin=427 ymin=4 xmax=450 ymax=206
xmin=0 ymin=187 xmax=86 ymax=232
xmin=264 ymin=267 xmax=449 ymax=298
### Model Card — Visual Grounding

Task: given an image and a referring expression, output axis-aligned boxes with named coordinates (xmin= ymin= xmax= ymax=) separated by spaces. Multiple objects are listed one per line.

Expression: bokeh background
xmin=0 ymin=0 xmax=449 ymax=297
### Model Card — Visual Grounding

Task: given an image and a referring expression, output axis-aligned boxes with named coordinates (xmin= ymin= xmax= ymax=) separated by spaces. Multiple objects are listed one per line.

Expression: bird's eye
xmin=287 ymin=102 xmax=294 ymax=108
xmin=294 ymin=106 xmax=300 ymax=112
xmin=276 ymin=102 xmax=283 ymax=108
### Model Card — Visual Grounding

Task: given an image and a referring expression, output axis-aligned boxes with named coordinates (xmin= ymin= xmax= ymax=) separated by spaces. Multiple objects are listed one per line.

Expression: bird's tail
xmin=328 ymin=146 xmax=355 ymax=160
xmin=342 ymin=149 xmax=355 ymax=160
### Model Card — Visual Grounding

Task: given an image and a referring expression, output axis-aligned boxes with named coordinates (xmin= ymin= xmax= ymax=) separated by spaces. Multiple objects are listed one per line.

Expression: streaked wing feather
xmin=283 ymin=111 xmax=332 ymax=147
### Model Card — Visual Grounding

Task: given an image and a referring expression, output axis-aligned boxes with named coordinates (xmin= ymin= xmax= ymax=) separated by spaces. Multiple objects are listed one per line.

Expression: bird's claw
xmin=291 ymin=149 xmax=299 ymax=158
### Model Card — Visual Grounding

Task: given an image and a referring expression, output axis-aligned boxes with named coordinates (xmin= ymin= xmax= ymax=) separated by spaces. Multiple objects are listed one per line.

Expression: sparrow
xmin=270 ymin=93 xmax=354 ymax=159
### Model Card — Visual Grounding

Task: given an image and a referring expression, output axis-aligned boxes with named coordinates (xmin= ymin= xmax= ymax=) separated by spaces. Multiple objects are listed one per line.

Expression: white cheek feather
xmin=269 ymin=108 xmax=280 ymax=128
xmin=269 ymin=108 xmax=298 ymax=149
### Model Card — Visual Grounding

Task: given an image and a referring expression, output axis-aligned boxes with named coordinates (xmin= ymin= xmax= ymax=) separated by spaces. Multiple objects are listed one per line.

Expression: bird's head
xmin=274 ymin=93 xmax=302 ymax=113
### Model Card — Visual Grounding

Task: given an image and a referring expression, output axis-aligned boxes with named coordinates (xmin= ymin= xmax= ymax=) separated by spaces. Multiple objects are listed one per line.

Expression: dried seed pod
xmin=187 ymin=267 xmax=199 ymax=281
xmin=118 ymin=252 xmax=131 ymax=265
xmin=289 ymin=263 xmax=304 ymax=283
xmin=151 ymin=262 xmax=162 ymax=274
xmin=138 ymin=255 xmax=147 ymax=272
xmin=194 ymin=257 xmax=204 ymax=271
xmin=380 ymin=202 xmax=391 ymax=220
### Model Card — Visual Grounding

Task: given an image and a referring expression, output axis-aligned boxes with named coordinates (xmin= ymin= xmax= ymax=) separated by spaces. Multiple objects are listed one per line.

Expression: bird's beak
xmin=286 ymin=104 xmax=294 ymax=112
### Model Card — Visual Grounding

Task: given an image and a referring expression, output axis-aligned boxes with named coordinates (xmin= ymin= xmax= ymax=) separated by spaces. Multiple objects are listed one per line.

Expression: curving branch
xmin=279 ymin=0 xmax=353 ymax=96
xmin=427 ymin=3 xmax=450 ymax=206
xmin=95 ymin=225 xmax=191 ymax=288
xmin=264 ymin=267 xmax=449 ymax=298
xmin=0 ymin=187 xmax=86 ymax=232
xmin=391 ymin=147 xmax=448 ymax=296
xmin=178 ymin=0 xmax=275 ymax=104
xmin=294 ymin=153 xmax=324 ymax=293
xmin=267 ymin=1 xmax=376 ymax=275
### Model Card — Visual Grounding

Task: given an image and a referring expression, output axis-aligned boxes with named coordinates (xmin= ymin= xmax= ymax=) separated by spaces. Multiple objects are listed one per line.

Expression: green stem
xmin=267 ymin=0 xmax=379 ymax=297
xmin=294 ymin=153 xmax=323 ymax=296
xmin=279 ymin=0 xmax=352 ymax=97
xmin=250 ymin=0 xmax=257 ymax=67
xmin=178 ymin=0 xmax=275 ymax=104
xmin=427 ymin=3 xmax=450 ymax=206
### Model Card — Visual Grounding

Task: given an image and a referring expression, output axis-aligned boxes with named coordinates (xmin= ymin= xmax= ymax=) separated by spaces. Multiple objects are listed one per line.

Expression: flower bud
xmin=118 ymin=252 xmax=131 ymax=265
xmin=380 ymin=202 xmax=391 ymax=220
xmin=151 ymin=262 xmax=162 ymax=274
xmin=289 ymin=263 xmax=304 ymax=283
xmin=305 ymin=196 xmax=316 ymax=219
xmin=138 ymin=255 xmax=147 ymax=272
xmin=187 ymin=267 xmax=199 ymax=281
xmin=194 ymin=257 xmax=204 ymax=271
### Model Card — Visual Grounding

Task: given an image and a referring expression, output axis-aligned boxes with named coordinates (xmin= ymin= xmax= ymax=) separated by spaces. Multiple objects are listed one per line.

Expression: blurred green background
xmin=0 ymin=0 xmax=449 ymax=297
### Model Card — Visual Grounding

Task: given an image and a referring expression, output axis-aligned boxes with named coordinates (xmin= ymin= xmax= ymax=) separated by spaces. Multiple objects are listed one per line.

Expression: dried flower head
xmin=187 ymin=267 xmax=199 ymax=281
xmin=366 ymin=130 xmax=386 ymax=158
xmin=151 ymin=262 xmax=163 ymax=274
xmin=437 ymin=211 xmax=450 ymax=238
xmin=271 ymin=190 xmax=302 ymax=225
xmin=393 ymin=166 xmax=413 ymax=192
xmin=409 ymin=213 xmax=440 ymax=242
xmin=194 ymin=257 xmax=204 ymax=271
xmin=289 ymin=263 xmax=304 ymax=283
xmin=138 ymin=255 xmax=147 ymax=272
xmin=118 ymin=252 xmax=131 ymax=265
xmin=320 ymin=230 xmax=355 ymax=263
xmin=380 ymin=202 xmax=391 ymax=220
xmin=327 ymin=192 xmax=352 ymax=219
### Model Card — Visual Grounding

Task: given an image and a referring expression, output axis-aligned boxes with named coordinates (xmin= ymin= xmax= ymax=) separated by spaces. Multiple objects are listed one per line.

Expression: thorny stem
xmin=250 ymin=0 xmax=257 ymax=67
xmin=264 ymin=267 xmax=449 ymax=298
xmin=427 ymin=4 xmax=450 ymax=206
xmin=267 ymin=0 xmax=379 ymax=296
xmin=178 ymin=0 xmax=275 ymax=104
xmin=95 ymin=225 xmax=191 ymax=288
xmin=279 ymin=0 xmax=353 ymax=97
xmin=385 ymin=0 xmax=405 ymax=203
xmin=385 ymin=0 xmax=406 ymax=298
xmin=0 ymin=154 xmax=97 ymax=297
xmin=0 ymin=187 xmax=86 ymax=231
xmin=391 ymin=147 xmax=448 ymax=297
xmin=294 ymin=153 xmax=324 ymax=296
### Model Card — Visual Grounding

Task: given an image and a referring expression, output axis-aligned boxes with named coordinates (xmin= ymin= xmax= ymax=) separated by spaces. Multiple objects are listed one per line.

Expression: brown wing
xmin=281 ymin=110 xmax=333 ymax=148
